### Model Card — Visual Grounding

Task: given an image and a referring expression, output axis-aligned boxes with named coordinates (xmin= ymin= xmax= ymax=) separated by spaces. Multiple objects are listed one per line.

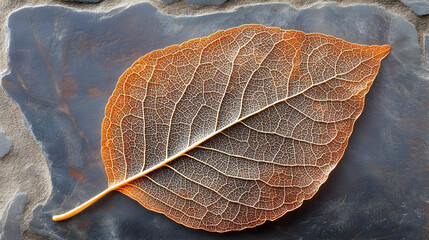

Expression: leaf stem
xmin=52 ymin=186 xmax=114 ymax=221
xmin=52 ymin=159 xmax=169 ymax=221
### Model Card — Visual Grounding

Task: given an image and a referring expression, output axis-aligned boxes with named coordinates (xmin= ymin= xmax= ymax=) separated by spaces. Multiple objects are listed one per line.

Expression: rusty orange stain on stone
xmin=69 ymin=167 xmax=85 ymax=182
xmin=62 ymin=76 xmax=78 ymax=98
xmin=87 ymin=87 xmax=102 ymax=99
xmin=77 ymin=219 xmax=91 ymax=230
xmin=2 ymin=78 xmax=20 ymax=92
xmin=56 ymin=101 xmax=71 ymax=115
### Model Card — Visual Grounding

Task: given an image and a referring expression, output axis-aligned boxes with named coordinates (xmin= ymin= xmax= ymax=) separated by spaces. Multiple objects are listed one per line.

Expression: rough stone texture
xmin=185 ymin=0 xmax=227 ymax=5
xmin=0 ymin=191 xmax=27 ymax=240
xmin=400 ymin=0 xmax=429 ymax=16
xmin=161 ymin=0 xmax=227 ymax=5
xmin=161 ymin=0 xmax=176 ymax=4
xmin=63 ymin=0 xmax=102 ymax=2
xmin=0 ymin=131 xmax=11 ymax=158
xmin=0 ymin=83 xmax=51 ymax=240
xmin=2 ymin=2 xmax=428 ymax=239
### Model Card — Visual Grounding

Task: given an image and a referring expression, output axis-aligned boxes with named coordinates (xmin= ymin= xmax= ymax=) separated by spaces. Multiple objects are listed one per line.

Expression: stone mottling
xmin=0 ymin=191 xmax=27 ymax=240
xmin=400 ymin=0 xmax=429 ymax=15
xmin=2 ymin=2 xmax=428 ymax=239
xmin=0 ymin=131 xmax=11 ymax=158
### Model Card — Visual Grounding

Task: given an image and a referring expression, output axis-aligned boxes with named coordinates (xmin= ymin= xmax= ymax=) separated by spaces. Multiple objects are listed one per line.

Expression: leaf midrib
xmin=110 ymin=66 xmax=365 ymax=191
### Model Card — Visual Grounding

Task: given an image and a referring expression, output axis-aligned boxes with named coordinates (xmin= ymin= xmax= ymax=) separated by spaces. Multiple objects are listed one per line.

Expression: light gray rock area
xmin=2 ymin=2 xmax=428 ymax=239
xmin=0 ymin=131 xmax=11 ymax=158
xmin=400 ymin=0 xmax=429 ymax=15
xmin=0 ymin=191 xmax=27 ymax=240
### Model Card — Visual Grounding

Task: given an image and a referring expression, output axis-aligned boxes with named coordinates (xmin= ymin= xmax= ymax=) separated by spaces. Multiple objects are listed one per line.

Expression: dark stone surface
xmin=0 ymin=131 xmax=11 ymax=158
xmin=161 ymin=0 xmax=227 ymax=5
xmin=2 ymin=2 xmax=428 ymax=239
xmin=400 ymin=0 xmax=429 ymax=15
xmin=0 ymin=191 xmax=27 ymax=240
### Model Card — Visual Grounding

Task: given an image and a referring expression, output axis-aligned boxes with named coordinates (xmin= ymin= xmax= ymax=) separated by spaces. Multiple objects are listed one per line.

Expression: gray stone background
xmin=0 ymin=0 xmax=427 ymax=239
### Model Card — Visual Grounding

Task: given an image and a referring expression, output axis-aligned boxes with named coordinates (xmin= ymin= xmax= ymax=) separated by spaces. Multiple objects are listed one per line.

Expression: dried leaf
xmin=53 ymin=24 xmax=390 ymax=232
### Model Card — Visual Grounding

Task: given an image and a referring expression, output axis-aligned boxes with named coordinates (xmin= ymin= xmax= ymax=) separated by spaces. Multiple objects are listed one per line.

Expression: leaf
xmin=53 ymin=24 xmax=390 ymax=232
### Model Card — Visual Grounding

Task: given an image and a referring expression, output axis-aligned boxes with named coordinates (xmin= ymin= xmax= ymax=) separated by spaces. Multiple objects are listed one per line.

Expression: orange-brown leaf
xmin=54 ymin=24 xmax=390 ymax=232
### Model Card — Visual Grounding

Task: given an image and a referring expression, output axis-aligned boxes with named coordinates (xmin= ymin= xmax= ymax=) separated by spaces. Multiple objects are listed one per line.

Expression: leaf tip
xmin=378 ymin=44 xmax=391 ymax=59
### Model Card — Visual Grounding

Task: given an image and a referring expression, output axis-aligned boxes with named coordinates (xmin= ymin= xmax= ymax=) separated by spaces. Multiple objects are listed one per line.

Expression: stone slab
xmin=0 ymin=191 xmax=27 ymax=240
xmin=0 ymin=131 xmax=11 ymax=158
xmin=400 ymin=0 xmax=429 ymax=15
xmin=2 ymin=2 xmax=428 ymax=239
